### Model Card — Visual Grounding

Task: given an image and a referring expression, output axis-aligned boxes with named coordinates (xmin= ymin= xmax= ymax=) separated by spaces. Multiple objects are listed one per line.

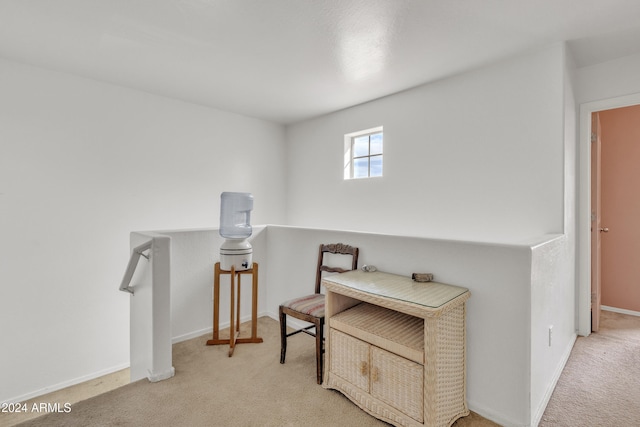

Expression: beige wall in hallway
xmin=599 ymin=104 xmax=640 ymax=312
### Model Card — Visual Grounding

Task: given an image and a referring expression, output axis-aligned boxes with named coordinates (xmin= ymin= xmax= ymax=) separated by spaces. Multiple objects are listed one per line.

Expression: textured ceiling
xmin=1 ymin=0 xmax=640 ymax=124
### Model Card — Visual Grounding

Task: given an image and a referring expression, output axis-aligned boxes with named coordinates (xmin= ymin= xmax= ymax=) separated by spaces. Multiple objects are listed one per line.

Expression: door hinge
xmin=591 ymin=132 xmax=597 ymax=143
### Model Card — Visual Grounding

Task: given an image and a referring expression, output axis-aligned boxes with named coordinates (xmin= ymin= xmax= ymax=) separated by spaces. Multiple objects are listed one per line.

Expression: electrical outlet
xmin=548 ymin=325 xmax=553 ymax=347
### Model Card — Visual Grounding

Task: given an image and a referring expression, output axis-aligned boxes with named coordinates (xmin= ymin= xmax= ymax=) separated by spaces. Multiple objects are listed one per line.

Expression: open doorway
xmin=577 ymin=94 xmax=640 ymax=336
xmin=596 ymin=106 xmax=640 ymax=319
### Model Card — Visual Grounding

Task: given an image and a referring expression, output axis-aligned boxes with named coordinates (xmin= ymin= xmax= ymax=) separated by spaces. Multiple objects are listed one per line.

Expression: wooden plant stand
xmin=206 ymin=262 xmax=263 ymax=356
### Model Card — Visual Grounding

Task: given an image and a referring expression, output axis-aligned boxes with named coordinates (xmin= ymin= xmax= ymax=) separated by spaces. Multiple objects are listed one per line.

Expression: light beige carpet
xmin=539 ymin=310 xmax=640 ymax=426
xmin=8 ymin=317 xmax=497 ymax=427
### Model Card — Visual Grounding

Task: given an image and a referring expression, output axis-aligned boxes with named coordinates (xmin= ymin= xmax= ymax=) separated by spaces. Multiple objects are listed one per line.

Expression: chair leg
xmin=315 ymin=318 xmax=324 ymax=384
xmin=279 ymin=307 xmax=287 ymax=364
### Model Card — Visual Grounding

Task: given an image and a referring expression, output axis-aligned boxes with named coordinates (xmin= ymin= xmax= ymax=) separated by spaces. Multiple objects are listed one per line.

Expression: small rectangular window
xmin=344 ymin=126 xmax=383 ymax=179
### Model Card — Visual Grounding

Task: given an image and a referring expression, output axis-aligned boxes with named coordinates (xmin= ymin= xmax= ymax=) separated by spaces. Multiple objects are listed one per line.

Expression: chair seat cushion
xmin=281 ymin=294 xmax=325 ymax=317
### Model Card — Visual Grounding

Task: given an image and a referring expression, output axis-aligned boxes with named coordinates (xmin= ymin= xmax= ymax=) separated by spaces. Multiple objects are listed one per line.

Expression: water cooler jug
xmin=219 ymin=192 xmax=253 ymax=271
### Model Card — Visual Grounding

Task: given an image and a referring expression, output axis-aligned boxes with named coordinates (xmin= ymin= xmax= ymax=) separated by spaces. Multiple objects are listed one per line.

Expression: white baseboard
xmin=5 ymin=314 xmax=274 ymax=404
xmin=171 ymin=311 xmax=272 ymax=344
xmin=531 ymin=333 xmax=577 ymax=427
xmin=3 ymin=363 xmax=129 ymax=405
xmin=601 ymin=305 xmax=640 ymax=317
xmin=172 ymin=327 xmax=213 ymax=344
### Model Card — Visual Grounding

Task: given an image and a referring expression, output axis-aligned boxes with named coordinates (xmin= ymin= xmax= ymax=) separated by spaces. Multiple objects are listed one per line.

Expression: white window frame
xmin=344 ymin=126 xmax=383 ymax=180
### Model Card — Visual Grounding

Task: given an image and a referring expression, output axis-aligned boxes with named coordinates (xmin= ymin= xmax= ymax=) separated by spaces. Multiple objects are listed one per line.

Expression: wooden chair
xmin=279 ymin=243 xmax=359 ymax=384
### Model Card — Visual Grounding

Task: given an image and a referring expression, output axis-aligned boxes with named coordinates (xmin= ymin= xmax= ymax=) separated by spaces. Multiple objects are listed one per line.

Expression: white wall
xmin=530 ymin=236 xmax=576 ymax=425
xmin=128 ymin=231 xmax=173 ymax=383
xmin=527 ymin=50 xmax=579 ymax=426
xmin=575 ymin=51 xmax=640 ymax=105
xmin=285 ymin=44 xmax=566 ymax=244
xmin=0 ymin=58 xmax=287 ymax=403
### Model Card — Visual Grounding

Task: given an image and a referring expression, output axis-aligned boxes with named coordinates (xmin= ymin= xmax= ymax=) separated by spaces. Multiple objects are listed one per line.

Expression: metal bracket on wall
xmin=119 ymin=240 xmax=152 ymax=295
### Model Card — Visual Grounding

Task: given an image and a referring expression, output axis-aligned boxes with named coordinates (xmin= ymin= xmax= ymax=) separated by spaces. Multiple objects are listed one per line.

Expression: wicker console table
xmin=322 ymin=270 xmax=470 ymax=427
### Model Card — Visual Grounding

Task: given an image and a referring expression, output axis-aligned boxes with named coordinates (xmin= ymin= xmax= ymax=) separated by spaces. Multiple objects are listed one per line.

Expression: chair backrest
xmin=314 ymin=243 xmax=359 ymax=294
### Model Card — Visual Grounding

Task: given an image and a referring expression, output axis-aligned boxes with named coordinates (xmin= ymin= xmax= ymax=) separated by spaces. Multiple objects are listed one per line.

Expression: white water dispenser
xmin=219 ymin=192 xmax=253 ymax=271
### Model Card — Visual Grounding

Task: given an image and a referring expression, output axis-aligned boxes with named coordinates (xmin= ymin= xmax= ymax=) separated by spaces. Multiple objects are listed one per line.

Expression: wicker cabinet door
xmin=330 ymin=329 xmax=370 ymax=392
xmin=370 ymin=346 xmax=424 ymax=423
